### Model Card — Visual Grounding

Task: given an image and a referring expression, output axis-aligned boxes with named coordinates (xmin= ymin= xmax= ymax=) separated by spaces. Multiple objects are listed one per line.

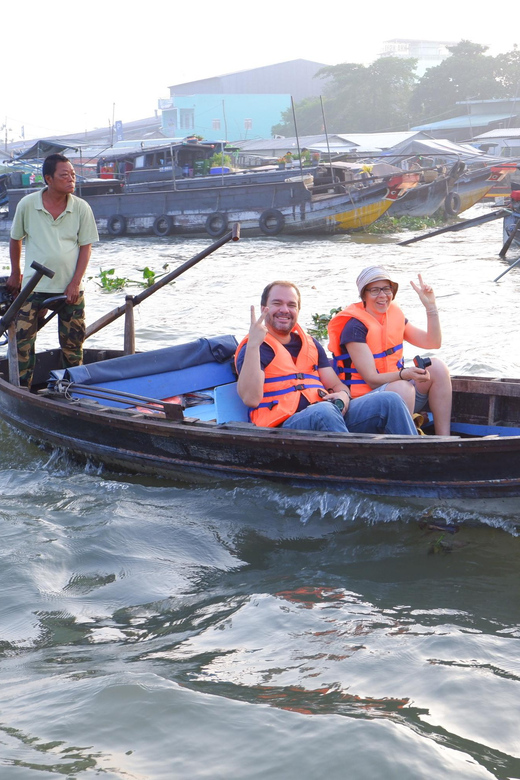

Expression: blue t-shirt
xmin=236 ymin=332 xmax=329 ymax=413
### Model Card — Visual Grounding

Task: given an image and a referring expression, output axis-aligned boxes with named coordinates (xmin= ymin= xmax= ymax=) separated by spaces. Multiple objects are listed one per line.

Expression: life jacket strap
xmin=261 ymin=381 xmax=324 ymax=399
xmin=257 ymin=400 xmax=280 ymax=410
xmin=372 ymin=343 xmax=403 ymax=359
xmin=264 ymin=372 xmax=321 ymax=384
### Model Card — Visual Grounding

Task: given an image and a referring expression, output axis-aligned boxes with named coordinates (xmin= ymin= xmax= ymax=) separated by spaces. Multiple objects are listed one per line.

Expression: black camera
xmin=413 ymin=355 xmax=432 ymax=370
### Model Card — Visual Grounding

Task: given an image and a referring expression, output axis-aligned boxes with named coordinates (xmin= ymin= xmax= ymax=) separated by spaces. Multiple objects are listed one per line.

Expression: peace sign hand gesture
xmin=410 ymin=273 xmax=436 ymax=309
xmin=247 ymin=305 xmax=268 ymax=349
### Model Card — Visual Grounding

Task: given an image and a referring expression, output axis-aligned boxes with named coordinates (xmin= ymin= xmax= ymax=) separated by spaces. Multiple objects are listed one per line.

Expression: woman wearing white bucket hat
xmin=328 ymin=266 xmax=452 ymax=435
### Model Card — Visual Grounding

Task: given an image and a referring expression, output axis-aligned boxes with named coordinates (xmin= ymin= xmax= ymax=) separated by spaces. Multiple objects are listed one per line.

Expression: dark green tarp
xmin=13 ymin=140 xmax=78 ymax=161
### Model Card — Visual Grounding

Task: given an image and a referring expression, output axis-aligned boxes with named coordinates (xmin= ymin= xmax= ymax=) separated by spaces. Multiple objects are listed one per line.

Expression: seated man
xmin=235 ymin=280 xmax=418 ymax=436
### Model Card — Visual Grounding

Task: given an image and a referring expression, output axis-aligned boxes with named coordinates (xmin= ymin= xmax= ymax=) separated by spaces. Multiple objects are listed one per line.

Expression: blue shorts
xmin=366 ymin=381 xmax=428 ymax=413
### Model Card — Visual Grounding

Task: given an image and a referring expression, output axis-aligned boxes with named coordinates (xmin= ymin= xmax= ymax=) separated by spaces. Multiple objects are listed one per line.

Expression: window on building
xmin=180 ymin=109 xmax=194 ymax=130
xmin=212 ymin=119 xmax=221 ymax=130
xmin=244 ymin=118 xmax=252 ymax=130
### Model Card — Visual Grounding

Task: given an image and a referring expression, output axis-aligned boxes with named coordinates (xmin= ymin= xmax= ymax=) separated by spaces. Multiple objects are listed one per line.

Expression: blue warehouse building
xmin=160 ymin=59 xmax=328 ymax=142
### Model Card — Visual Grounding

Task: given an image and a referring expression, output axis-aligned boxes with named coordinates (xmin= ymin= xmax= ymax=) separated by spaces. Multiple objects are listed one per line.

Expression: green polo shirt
xmin=10 ymin=189 xmax=99 ymax=293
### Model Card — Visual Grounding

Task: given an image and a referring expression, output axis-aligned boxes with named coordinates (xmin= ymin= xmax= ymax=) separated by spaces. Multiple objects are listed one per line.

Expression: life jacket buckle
xmin=294 ymin=384 xmax=305 ymax=391
xmin=295 ymin=372 xmax=305 ymax=379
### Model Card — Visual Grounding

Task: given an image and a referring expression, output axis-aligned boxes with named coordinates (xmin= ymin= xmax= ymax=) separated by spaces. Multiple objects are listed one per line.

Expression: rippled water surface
xmin=1 ymin=209 xmax=520 ymax=779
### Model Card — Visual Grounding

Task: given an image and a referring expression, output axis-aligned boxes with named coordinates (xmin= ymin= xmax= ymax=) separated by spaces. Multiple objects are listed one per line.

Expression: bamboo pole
xmin=85 ymin=223 xmax=240 ymax=340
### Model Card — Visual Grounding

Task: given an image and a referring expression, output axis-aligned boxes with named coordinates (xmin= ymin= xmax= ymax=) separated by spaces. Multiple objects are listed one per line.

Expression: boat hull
xmin=387 ymin=175 xmax=450 ymax=217
xmin=449 ymin=167 xmax=509 ymax=215
xmin=6 ymin=178 xmax=407 ymax=237
xmin=1 ymin=359 xmax=519 ymax=499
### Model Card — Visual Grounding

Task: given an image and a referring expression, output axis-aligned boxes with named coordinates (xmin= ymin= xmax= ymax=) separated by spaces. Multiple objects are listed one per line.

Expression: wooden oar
xmin=398 ymin=209 xmax=508 ymax=246
xmin=494 ymin=255 xmax=520 ymax=282
xmin=85 ymin=223 xmax=240 ymax=340
xmin=498 ymin=214 xmax=520 ymax=258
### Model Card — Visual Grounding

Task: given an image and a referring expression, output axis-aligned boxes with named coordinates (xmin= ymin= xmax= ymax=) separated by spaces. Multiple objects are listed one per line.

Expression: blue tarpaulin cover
xmin=59 ymin=335 xmax=238 ymax=385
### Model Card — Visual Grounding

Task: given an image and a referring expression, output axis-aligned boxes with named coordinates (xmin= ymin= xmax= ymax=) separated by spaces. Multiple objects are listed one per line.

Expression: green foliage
xmin=494 ymin=45 xmax=520 ymax=93
xmin=365 ymin=213 xmax=447 ymax=234
xmin=410 ymin=40 xmax=499 ymax=124
xmin=308 ymin=307 xmax=341 ymax=340
xmin=141 ymin=267 xmax=157 ymax=287
xmin=95 ymin=268 xmax=129 ymax=292
xmin=138 ymin=264 xmax=170 ymax=287
xmin=273 ymin=57 xmax=418 ymax=135
xmin=93 ymin=264 xmax=170 ymax=292
xmin=272 ymin=96 xmax=323 ymax=136
xmin=210 ymin=152 xmax=232 ymax=168
xmin=273 ymin=41 xmax=520 ymax=135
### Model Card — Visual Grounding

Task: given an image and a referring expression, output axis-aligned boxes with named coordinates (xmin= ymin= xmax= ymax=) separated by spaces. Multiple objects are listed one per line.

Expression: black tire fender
xmin=153 ymin=215 xmax=173 ymax=237
xmin=205 ymin=212 xmax=228 ymax=237
xmin=259 ymin=208 xmax=285 ymax=235
xmin=444 ymin=191 xmax=461 ymax=216
xmin=107 ymin=214 xmax=127 ymax=236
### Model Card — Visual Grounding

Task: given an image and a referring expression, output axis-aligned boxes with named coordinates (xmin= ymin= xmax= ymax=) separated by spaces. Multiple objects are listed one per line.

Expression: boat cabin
xmin=97 ymin=140 xmax=219 ymax=185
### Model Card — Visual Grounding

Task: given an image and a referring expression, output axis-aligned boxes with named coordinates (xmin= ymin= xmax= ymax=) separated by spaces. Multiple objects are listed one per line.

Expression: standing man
xmin=235 ymin=280 xmax=418 ymax=435
xmin=7 ymin=154 xmax=99 ymax=388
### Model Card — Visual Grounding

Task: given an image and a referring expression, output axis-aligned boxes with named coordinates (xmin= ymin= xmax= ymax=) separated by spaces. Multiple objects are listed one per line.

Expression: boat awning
xmin=13 ymin=140 xmax=78 ymax=160
xmin=100 ymin=140 xmax=216 ymax=161
xmin=380 ymin=138 xmax=507 ymax=166
xmin=411 ymin=114 xmax=517 ymax=131
xmin=324 ymin=160 xmax=402 ymax=176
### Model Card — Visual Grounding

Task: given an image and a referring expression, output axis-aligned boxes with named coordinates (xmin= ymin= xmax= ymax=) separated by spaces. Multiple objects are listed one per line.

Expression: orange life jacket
xmin=327 ymin=301 xmax=405 ymax=397
xmin=235 ymin=323 xmax=326 ymax=427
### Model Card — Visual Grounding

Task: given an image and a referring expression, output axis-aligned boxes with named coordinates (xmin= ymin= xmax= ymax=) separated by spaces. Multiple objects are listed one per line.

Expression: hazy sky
xmin=3 ymin=0 xmax=518 ymax=142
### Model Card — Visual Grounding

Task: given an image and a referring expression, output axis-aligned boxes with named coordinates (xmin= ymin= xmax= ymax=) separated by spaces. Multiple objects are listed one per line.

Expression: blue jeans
xmin=280 ymin=394 xmax=418 ymax=435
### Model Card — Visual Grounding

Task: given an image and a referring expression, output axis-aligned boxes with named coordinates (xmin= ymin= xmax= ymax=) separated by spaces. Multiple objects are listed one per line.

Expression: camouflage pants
xmin=16 ymin=291 xmax=86 ymax=388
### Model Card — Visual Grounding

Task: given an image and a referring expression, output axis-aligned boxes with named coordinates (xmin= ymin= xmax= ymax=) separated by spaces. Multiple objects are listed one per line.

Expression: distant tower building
xmin=378 ymin=39 xmax=456 ymax=77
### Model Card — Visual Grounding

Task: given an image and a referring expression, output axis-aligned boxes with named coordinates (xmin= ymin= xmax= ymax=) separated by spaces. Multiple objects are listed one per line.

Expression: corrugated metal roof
xmin=337 ymin=131 xmax=421 ymax=150
xmin=472 ymin=128 xmax=520 ymax=139
xmin=234 ymin=132 xmax=424 ymax=154
xmin=170 ymin=59 xmax=327 ymax=89
xmin=381 ymin=137 xmax=510 ymax=166
xmin=412 ymin=113 xmax=517 ymax=131
xmin=234 ymin=135 xmax=348 ymax=153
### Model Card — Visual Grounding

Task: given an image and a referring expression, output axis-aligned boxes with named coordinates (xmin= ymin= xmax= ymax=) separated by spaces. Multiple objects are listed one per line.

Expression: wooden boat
xmin=387 ymin=162 xmax=465 ymax=218
xmin=444 ymin=165 xmax=510 ymax=216
xmin=1 ymin=231 xmax=520 ymax=500
xmin=6 ymin=156 xmax=417 ymax=237
xmin=482 ymin=161 xmax=519 ymax=201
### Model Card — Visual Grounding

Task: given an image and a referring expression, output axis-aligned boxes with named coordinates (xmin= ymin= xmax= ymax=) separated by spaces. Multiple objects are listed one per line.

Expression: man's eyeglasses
xmin=366 ymin=286 xmax=393 ymax=296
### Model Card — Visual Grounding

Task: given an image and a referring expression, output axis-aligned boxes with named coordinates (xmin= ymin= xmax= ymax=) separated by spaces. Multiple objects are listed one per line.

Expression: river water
xmin=0 ymin=207 xmax=519 ymax=779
